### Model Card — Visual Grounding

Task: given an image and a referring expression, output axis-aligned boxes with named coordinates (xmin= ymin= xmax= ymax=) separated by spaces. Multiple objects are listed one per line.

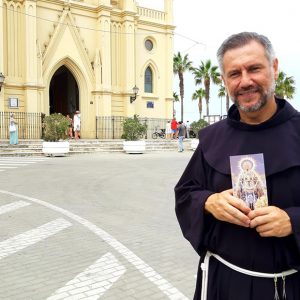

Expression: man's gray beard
xmin=231 ymin=81 xmax=276 ymax=113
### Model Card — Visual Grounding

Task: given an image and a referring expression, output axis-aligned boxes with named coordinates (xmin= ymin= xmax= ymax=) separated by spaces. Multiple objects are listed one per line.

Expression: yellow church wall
xmin=0 ymin=0 xmax=174 ymax=138
xmin=134 ymin=22 xmax=173 ymax=120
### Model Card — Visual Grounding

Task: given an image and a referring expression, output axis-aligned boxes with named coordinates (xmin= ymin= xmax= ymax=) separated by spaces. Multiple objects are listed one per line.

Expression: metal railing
xmin=203 ymin=114 xmax=227 ymax=125
xmin=0 ymin=112 xmax=43 ymax=139
xmin=0 ymin=113 xmax=169 ymax=140
xmin=96 ymin=116 xmax=169 ymax=139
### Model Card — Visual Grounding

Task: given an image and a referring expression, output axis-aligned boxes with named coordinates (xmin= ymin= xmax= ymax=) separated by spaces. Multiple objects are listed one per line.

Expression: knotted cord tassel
xmin=274 ymin=276 xmax=280 ymax=300
xmin=282 ymin=275 xmax=287 ymax=300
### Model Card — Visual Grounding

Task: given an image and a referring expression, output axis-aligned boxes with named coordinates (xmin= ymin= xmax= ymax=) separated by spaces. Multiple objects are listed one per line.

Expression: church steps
xmin=0 ymin=139 xmax=194 ymax=156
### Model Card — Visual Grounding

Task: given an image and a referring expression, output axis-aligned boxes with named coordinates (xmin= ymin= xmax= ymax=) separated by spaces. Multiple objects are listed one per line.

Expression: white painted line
xmin=0 ymin=218 xmax=72 ymax=260
xmin=0 ymin=200 xmax=31 ymax=215
xmin=0 ymin=163 xmax=27 ymax=166
xmin=0 ymin=158 xmax=47 ymax=162
xmin=0 ymin=161 xmax=37 ymax=164
xmin=0 ymin=190 xmax=189 ymax=300
xmin=47 ymin=252 xmax=126 ymax=300
xmin=0 ymin=166 xmax=17 ymax=169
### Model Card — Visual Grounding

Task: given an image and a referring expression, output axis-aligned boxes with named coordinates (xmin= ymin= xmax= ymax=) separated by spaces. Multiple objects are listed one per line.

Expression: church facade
xmin=0 ymin=0 xmax=174 ymax=138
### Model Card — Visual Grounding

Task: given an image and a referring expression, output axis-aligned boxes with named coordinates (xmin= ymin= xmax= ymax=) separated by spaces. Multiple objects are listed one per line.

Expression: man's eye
xmin=250 ymin=67 xmax=260 ymax=72
xmin=229 ymin=73 xmax=239 ymax=78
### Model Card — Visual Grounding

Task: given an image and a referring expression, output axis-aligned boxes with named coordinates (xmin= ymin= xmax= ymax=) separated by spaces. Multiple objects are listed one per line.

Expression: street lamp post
xmin=130 ymin=85 xmax=139 ymax=103
xmin=0 ymin=73 xmax=5 ymax=92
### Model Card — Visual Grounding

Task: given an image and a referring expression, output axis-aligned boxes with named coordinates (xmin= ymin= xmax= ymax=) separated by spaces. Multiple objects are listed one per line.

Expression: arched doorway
xmin=49 ymin=65 xmax=79 ymax=115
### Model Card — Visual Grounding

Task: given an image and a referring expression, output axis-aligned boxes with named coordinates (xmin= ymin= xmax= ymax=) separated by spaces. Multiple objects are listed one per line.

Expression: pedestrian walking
xmin=9 ymin=113 xmax=18 ymax=145
xmin=177 ymin=121 xmax=185 ymax=152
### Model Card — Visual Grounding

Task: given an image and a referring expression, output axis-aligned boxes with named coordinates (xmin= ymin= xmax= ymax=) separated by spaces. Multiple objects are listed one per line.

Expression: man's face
xmin=222 ymin=41 xmax=278 ymax=113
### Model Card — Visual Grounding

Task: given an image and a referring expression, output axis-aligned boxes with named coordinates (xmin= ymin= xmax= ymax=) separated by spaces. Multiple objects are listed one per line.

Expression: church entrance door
xmin=49 ymin=66 xmax=79 ymax=116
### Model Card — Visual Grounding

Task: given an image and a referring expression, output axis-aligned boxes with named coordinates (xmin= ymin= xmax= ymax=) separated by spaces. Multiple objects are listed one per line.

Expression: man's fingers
xmin=248 ymin=207 xmax=270 ymax=219
xmin=205 ymin=191 xmax=250 ymax=227
xmin=249 ymin=215 xmax=271 ymax=228
xmin=226 ymin=195 xmax=251 ymax=215
xmin=222 ymin=210 xmax=250 ymax=227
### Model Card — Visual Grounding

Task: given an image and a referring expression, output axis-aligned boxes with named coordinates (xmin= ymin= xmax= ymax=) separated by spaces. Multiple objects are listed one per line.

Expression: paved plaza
xmin=0 ymin=152 xmax=199 ymax=300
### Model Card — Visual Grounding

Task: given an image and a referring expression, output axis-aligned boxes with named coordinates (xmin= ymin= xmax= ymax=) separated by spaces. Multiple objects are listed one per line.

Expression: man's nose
xmin=240 ymin=72 xmax=253 ymax=87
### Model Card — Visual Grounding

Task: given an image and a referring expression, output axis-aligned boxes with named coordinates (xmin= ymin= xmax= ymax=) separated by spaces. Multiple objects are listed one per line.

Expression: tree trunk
xmin=179 ymin=72 xmax=184 ymax=122
xmin=204 ymin=79 xmax=210 ymax=117
xmin=198 ymin=98 xmax=202 ymax=119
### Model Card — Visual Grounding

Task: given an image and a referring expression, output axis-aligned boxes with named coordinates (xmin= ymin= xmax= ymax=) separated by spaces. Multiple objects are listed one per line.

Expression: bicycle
xmin=152 ymin=127 xmax=166 ymax=139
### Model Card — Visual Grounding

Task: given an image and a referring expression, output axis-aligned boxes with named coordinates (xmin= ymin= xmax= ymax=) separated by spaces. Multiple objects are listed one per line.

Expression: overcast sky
xmin=137 ymin=0 xmax=300 ymax=121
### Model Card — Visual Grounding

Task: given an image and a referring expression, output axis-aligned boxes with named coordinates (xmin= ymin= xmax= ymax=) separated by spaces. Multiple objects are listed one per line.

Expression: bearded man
xmin=175 ymin=32 xmax=300 ymax=300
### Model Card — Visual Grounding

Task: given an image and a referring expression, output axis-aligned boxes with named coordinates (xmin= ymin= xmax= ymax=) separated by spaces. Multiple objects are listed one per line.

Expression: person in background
xmin=186 ymin=120 xmax=190 ymax=138
xmin=165 ymin=120 xmax=172 ymax=139
xmin=175 ymin=32 xmax=300 ymax=300
xmin=9 ymin=113 xmax=18 ymax=145
xmin=171 ymin=117 xmax=178 ymax=139
xmin=177 ymin=121 xmax=185 ymax=152
xmin=73 ymin=110 xmax=81 ymax=140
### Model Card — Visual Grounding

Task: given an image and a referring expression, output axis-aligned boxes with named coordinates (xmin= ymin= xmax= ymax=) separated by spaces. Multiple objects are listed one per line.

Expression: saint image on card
xmin=230 ymin=153 xmax=268 ymax=209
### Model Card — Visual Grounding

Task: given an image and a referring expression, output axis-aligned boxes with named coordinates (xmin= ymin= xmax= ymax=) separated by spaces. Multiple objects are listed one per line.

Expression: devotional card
xmin=230 ymin=153 xmax=268 ymax=209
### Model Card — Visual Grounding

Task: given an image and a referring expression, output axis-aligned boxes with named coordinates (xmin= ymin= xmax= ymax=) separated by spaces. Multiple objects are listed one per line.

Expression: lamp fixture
xmin=0 ymin=73 xmax=5 ymax=92
xmin=130 ymin=85 xmax=139 ymax=103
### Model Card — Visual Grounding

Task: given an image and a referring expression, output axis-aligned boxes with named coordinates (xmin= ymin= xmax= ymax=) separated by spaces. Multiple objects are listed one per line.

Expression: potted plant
xmin=190 ymin=119 xmax=209 ymax=150
xmin=122 ymin=114 xmax=147 ymax=154
xmin=42 ymin=113 xmax=70 ymax=156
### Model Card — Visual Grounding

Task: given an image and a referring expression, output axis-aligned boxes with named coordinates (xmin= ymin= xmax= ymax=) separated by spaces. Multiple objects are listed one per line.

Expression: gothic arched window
xmin=144 ymin=67 xmax=153 ymax=93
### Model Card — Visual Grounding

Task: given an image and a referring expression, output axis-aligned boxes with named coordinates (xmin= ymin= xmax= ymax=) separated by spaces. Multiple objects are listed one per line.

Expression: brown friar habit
xmin=175 ymin=98 xmax=300 ymax=300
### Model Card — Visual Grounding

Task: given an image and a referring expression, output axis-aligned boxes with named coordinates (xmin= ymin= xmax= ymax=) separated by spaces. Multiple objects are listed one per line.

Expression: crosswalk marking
xmin=0 ymin=163 xmax=27 ymax=166
xmin=0 ymin=157 xmax=47 ymax=160
xmin=0 ymin=166 xmax=17 ymax=169
xmin=47 ymin=252 xmax=126 ymax=300
xmin=0 ymin=201 xmax=31 ymax=215
xmin=0 ymin=161 xmax=36 ymax=164
xmin=0 ymin=157 xmax=48 ymax=172
xmin=0 ymin=190 xmax=190 ymax=300
xmin=0 ymin=218 xmax=72 ymax=260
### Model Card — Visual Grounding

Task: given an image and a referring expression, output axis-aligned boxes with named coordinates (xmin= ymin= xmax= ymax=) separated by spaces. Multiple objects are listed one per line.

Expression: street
xmin=0 ymin=152 xmax=199 ymax=300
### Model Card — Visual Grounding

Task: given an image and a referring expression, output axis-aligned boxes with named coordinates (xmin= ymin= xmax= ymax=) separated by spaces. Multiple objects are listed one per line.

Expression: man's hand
xmin=248 ymin=206 xmax=292 ymax=237
xmin=205 ymin=189 xmax=251 ymax=227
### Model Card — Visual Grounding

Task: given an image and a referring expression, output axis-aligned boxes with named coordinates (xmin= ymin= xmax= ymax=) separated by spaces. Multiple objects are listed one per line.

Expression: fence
xmin=203 ymin=114 xmax=227 ymax=125
xmin=96 ymin=116 xmax=168 ymax=139
xmin=1 ymin=113 xmax=169 ymax=140
xmin=0 ymin=112 xmax=43 ymax=139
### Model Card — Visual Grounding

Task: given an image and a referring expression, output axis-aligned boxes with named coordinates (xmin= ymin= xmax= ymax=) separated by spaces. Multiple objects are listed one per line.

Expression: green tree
xmin=121 ymin=115 xmax=147 ymax=141
xmin=190 ymin=119 xmax=209 ymax=138
xmin=43 ymin=113 xmax=69 ymax=142
xmin=218 ymin=85 xmax=226 ymax=116
xmin=173 ymin=52 xmax=193 ymax=122
xmin=192 ymin=88 xmax=206 ymax=119
xmin=192 ymin=59 xmax=221 ymax=116
xmin=275 ymin=71 xmax=296 ymax=100
xmin=217 ymin=84 xmax=230 ymax=115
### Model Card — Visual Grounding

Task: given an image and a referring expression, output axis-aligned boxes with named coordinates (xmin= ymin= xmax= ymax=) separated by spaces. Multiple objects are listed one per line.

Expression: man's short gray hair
xmin=217 ymin=32 xmax=276 ymax=74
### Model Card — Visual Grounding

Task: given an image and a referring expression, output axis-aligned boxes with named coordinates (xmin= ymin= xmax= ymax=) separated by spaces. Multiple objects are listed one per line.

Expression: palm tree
xmin=192 ymin=59 xmax=221 ymax=116
xmin=217 ymin=84 xmax=231 ymax=115
xmin=218 ymin=85 xmax=225 ymax=116
xmin=275 ymin=71 xmax=296 ymax=100
xmin=173 ymin=52 xmax=193 ymax=122
xmin=192 ymin=88 xmax=206 ymax=119
xmin=173 ymin=91 xmax=180 ymax=118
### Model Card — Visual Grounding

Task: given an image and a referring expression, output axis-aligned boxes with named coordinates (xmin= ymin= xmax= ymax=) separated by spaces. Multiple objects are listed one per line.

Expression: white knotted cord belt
xmin=200 ymin=251 xmax=298 ymax=300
